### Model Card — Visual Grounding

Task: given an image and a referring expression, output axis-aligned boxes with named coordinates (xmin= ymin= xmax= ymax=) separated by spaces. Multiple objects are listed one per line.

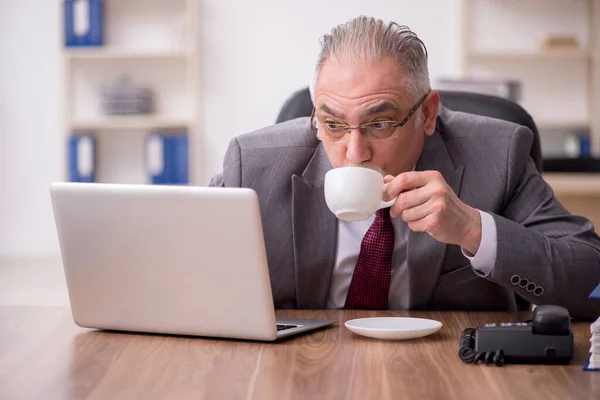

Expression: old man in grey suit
xmin=210 ymin=16 xmax=600 ymax=319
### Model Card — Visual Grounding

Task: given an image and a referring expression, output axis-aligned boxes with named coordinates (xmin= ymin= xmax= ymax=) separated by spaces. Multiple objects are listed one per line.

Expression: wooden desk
xmin=543 ymin=173 xmax=600 ymax=229
xmin=0 ymin=306 xmax=598 ymax=400
xmin=543 ymin=173 xmax=600 ymax=197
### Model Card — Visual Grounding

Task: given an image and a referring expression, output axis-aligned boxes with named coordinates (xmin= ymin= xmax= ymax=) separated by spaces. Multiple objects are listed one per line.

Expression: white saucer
xmin=344 ymin=317 xmax=443 ymax=340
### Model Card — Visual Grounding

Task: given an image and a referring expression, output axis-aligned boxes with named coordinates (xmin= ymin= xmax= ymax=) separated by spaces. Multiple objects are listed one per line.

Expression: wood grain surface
xmin=0 ymin=306 xmax=598 ymax=400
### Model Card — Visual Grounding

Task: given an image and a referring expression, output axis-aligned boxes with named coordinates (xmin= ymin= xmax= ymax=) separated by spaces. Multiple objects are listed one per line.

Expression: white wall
xmin=0 ymin=0 xmax=63 ymax=258
xmin=0 ymin=0 xmax=461 ymax=258
xmin=200 ymin=0 xmax=462 ymax=184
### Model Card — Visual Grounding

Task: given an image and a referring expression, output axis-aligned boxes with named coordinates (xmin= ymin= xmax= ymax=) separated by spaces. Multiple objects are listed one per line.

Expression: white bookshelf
xmin=61 ymin=0 xmax=201 ymax=185
xmin=459 ymin=0 xmax=600 ymax=158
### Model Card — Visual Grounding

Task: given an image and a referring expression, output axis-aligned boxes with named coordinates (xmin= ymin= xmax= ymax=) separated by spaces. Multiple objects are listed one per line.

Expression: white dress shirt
xmin=326 ymin=210 xmax=497 ymax=309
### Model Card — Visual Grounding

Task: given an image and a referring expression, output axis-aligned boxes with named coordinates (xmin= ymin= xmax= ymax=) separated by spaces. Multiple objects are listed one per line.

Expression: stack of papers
xmin=585 ymin=283 xmax=600 ymax=371
xmin=589 ymin=318 xmax=600 ymax=370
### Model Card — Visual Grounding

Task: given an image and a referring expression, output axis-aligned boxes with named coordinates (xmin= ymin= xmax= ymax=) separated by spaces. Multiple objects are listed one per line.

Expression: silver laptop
xmin=49 ymin=182 xmax=335 ymax=341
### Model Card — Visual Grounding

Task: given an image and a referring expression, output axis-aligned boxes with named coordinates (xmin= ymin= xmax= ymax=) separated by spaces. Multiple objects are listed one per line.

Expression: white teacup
xmin=324 ymin=166 xmax=397 ymax=222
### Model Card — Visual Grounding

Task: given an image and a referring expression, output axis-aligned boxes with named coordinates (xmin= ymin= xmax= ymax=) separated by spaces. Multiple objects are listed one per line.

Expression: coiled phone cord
xmin=459 ymin=328 xmax=505 ymax=367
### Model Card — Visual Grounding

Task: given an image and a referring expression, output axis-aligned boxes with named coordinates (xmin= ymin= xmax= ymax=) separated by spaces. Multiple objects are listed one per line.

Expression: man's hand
xmin=384 ymin=170 xmax=482 ymax=254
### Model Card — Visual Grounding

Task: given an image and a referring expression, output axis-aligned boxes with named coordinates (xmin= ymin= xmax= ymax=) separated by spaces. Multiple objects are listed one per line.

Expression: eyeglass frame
xmin=309 ymin=91 xmax=430 ymax=142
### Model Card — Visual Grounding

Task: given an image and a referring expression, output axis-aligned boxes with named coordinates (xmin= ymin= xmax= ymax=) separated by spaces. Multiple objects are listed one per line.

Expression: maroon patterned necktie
xmin=344 ymin=208 xmax=395 ymax=309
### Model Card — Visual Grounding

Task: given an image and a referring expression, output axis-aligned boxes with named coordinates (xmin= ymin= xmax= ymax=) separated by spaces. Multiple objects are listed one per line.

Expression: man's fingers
xmin=407 ymin=212 xmax=442 ymax=235
xmin=385 ymin=170 xmax=440 ymax=199
xmin=396 ymin=198 xmax=435 ymax=222
xmin=391 ymin=187 xmax=430 ymax=217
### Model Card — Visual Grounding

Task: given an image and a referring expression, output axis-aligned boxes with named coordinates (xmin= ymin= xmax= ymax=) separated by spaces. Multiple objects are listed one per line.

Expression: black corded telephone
xmin=459 ymin=305 xmax=574 ymax=366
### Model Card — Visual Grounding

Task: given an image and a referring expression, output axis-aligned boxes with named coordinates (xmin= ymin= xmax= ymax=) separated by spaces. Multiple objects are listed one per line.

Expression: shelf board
xmin=70 ymin=117 xmax=191 ymax=130
xmin=537 ymin=121 xmax=590 ymax=132
xmin=64 ymin=48 xmax=191 ymax=60
xmin=468 ymin=49 xmax=591 ymax=61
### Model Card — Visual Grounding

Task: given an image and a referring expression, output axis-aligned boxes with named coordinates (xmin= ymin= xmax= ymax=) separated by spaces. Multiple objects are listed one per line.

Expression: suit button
xmin=519 ymin=278 xmax=529 ymax=288
xmin=510 ymin=274 xmax=520 ymax=285
xmin=534 ymin=286 xmax=544 ymax=296
xmin=526 ymin=282 xmax=536 ymax=292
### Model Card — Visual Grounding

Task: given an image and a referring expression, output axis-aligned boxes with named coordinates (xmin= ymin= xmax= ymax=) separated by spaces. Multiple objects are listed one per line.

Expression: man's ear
xmin=422 ymin=90 xmax=440 ymax=136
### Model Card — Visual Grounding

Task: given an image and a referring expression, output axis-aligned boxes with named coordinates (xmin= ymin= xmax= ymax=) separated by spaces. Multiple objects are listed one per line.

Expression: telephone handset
xmin=459 ymin=305 xmax=574 ymax=366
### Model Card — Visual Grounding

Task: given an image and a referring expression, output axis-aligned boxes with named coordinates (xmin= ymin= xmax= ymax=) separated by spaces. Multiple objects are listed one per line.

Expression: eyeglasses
xmin=310 ymin=92 xmax=429 ymax=142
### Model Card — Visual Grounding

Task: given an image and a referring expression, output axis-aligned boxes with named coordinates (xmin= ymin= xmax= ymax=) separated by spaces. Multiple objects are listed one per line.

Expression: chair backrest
xmin=275 ymin=88 xmax=542 ymax=173
xmin=276 ymin=87 xmax=314 ymax=124
xmin=438 ymin=90 xmax=542 ymax=173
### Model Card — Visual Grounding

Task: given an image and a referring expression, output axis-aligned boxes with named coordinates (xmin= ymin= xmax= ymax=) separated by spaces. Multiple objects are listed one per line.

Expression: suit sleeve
xmin=478 ymin=126 xmax=600 ymax=319
xmin=208 ymin=137 xmax=242 ymax=188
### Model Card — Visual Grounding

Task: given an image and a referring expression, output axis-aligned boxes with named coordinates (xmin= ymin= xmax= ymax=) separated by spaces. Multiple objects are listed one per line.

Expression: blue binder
xmin=68 ymin=134 xmax=96 ymax=182
xmin=146 ymin=133 xmax=189 ymax=185
xmin=580 ymin=135 xmax=592 ymax=158
xmin=64 ymin=0 xmax=104 ymax=47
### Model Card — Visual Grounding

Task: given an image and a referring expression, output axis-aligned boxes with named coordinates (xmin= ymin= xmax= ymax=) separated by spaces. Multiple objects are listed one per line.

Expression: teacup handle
xmin=378 ymin=183 xmax=397 ymax=209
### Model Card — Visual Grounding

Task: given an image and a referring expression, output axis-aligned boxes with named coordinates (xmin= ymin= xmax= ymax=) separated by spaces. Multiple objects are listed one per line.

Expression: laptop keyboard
xmin=277 ymin=324 xmax=298 ymax=332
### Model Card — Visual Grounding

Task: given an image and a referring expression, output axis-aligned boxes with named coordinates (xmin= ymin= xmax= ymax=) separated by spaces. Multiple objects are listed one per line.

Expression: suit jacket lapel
xmin=407 ymin=128 xmax=464 ymax=309
xmin=292 ymin=145 xmax=337 ymax=308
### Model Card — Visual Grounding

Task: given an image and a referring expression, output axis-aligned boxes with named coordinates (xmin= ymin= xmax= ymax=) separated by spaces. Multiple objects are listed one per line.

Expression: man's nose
xmin=345 ymin=129 xmax=371 ymax=165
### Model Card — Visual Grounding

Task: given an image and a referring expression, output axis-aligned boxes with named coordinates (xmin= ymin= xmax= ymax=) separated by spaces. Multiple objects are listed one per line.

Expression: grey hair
xmin=310 ymin=16 xmax=431 ymax=122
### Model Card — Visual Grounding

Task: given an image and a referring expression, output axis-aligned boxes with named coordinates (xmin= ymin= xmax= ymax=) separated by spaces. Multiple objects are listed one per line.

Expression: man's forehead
xmin=314 ymin=57 xmax=412 ymax=101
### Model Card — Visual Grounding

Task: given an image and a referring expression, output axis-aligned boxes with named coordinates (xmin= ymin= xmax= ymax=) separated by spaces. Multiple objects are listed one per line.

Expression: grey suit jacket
xmin=210 ymin=106 xmax=600 ymax=319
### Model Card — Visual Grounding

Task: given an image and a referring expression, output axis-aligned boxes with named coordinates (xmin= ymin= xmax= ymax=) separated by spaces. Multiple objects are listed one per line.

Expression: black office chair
xmin=276 ymin=87 xmax=314 ymax=125
xmin=437 ymin=91 xmax=542 ymax=173
xmin=276 ymin=87 xmax=543 ymax=173
xmin=276 ymin=87 xmax=540 ymax=311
